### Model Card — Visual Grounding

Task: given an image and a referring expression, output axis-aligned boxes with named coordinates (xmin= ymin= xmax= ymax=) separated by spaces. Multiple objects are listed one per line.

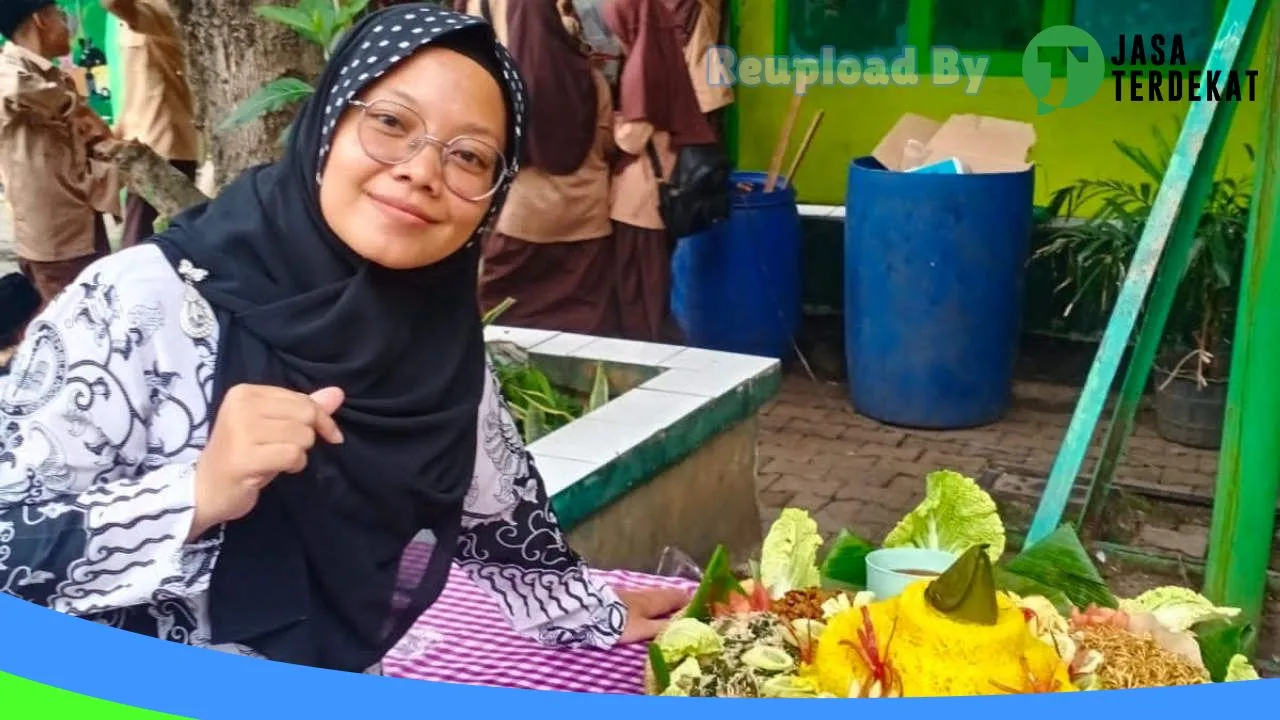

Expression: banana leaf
xmin=820 ymin=528 xmax=875 ymax=589
xmin=648 ymin=642 xmax=671 ymax=693
xmin=1000 ymin=525 xmax=1117 ymax=610
xmin=683 ymin=544 xmax=744 ymax=621
xmin=994 ymin=567 xmax=1076 ymax=617
xmin=1196 ymin=618 xmax=1255 ymax=682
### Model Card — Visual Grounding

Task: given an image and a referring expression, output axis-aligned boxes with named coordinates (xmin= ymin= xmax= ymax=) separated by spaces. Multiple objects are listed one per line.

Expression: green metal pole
xmin=1079 ymin=6 xmax=1267 ymax=531
xmin=1026 ymin=0 xmax=1268 ymax=545
xmin=1203 ymin=4 xmax=1280 ymax=641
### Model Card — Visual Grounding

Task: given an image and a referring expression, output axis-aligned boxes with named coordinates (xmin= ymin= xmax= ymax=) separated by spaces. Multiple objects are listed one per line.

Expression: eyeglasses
xmin=349 ymin=99 xmax=508 ymax=202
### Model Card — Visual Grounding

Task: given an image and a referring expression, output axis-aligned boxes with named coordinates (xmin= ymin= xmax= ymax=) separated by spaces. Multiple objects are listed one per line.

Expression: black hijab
xmin=149 ymin=5 xmax=527 ymax=672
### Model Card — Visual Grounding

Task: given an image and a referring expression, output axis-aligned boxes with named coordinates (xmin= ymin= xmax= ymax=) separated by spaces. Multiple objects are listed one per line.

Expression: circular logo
xmin=1022 ymin=25 xmax=1106 ymax=114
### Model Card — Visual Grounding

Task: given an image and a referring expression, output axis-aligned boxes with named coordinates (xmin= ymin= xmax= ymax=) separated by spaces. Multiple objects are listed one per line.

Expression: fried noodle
xmin=1077 ymin=624 xmax=1209 ymax=689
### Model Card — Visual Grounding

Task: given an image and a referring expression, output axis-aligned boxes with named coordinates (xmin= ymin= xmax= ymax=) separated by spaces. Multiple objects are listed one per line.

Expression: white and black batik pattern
xmin=1 ymin=243 xmax=626 ymax=657
xmin=456 ymin=362 xmax=627 ymax=649
xmin=0 ymin=247 xmax=217 ymax=645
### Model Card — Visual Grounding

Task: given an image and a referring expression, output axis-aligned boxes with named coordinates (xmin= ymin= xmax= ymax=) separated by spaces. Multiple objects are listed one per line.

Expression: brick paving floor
xmin=754 ymin=370 xmax=1222 ymax=554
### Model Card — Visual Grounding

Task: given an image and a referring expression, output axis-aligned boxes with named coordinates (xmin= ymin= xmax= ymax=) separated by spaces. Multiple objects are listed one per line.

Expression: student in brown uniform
xmin=0 ymin=0 xmax=120 ymax=310
xmin=101 ymin=0 xmax=200 ymax=247
xmin=661 ymin=0 xmax=733 ymax=132
xmin=603 ymin=0 xmax=716 ymax=343
xmin=478 ymin=0 xmax=621 ymax=336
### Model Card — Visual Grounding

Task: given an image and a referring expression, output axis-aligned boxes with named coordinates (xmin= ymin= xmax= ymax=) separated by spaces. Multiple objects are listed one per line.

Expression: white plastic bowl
xmin=865 ymin=548 xmax=958 ymax=599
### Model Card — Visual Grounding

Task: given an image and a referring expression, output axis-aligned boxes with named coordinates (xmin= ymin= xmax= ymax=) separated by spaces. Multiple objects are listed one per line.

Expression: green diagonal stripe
xmin=0 ymin=671 xmax=191 ymax=719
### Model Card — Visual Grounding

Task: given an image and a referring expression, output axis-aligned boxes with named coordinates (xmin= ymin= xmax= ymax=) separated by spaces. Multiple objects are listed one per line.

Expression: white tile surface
xmin=527 ymin=415 xmax=643 ymax=464
xmin=585 ymin=387 xmax=712 ymax=434
xmin=638 ymin=367 xmax=716 ymax=397
xmin=529 ymin=453 xmax=600 ymax=497
xmin=504 ymin=330 xmax=781 ymax=507
xmin=527 ymin=331 xmax=598 ymax=357
xmin=483 ymin=325 xmax=559 ymax=349
xmin=568 ymin=336 xmax=685 ymax=366
xmin=660 ymin=347 xmax=777 ymax=387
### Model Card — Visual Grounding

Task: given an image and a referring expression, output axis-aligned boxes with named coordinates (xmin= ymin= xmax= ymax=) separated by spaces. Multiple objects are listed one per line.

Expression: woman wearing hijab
xmin=0 ymin=5 xmax=684 ymax=674
xmin=661 ymin=0 xmax=733 ymax=132
xmin=476 ymin=0 xmax=620 ymax=336
xmin=604 ymin=0 xmax=716 ymax=343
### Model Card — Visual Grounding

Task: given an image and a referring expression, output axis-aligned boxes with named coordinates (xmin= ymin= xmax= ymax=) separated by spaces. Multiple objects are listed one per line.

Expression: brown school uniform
xmin=609 ymin=118 xmax=683 ymax=343
xmin=0 ymin=42 xmax=119 ymax=308
xmin=104 ymin=0 xmax=200 ymax=247
xmin=684 ymin=0 xmax=733 ymax=115
xmin=480 ymin=62 xmax=621 ymax=335
xmin=495 ymin=69 xmax=614 ymax=243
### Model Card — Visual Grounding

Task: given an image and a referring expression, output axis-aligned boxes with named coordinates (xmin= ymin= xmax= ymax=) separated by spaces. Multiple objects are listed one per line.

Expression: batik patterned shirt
xmin=0 ymin=244 xmax=626 ymax=667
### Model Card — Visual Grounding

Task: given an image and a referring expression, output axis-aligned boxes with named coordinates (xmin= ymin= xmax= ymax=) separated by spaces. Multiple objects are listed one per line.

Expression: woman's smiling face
xmin=318 ymin=46 xmax=508 ymax=270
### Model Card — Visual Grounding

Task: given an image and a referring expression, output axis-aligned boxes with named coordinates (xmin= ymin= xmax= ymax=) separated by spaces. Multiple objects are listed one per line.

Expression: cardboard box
xmin=872 ymin=112 xmax=1036 ymax=174
xmin=906 ymin=157 xmax=967 ymax=175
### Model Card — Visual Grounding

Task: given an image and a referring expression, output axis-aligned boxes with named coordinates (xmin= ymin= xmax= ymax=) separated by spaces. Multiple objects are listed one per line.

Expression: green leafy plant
xmin=481 ymin=297 xmax=613 ymax=443
xmin=218 ymin=0 xmax=370 ymax=134
xmin=1035 ymin=119 xmax=1253 ymax=384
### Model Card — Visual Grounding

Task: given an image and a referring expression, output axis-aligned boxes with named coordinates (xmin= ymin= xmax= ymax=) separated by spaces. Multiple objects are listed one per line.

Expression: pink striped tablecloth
xmin=382 ymin=546 xmax=697 ymax=694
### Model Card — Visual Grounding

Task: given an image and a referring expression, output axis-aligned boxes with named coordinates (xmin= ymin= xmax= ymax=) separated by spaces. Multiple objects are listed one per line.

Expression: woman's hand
xmin=616 ymin=587 xmax=691 ymax=644
xmin=188 ymin=384 xmax=345 ymax=541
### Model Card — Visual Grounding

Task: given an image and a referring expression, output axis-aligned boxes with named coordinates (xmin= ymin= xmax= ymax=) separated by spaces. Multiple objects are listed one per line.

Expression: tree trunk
xmin=169 ymin=0 xmax=325 ymax=190
xmin=106 ymin=141 xmax=210 ymax=218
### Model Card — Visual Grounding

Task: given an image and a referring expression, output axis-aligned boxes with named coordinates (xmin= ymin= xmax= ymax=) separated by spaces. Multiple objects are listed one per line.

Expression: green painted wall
xmin=731 ymin=0 xmax=1268 ymax=206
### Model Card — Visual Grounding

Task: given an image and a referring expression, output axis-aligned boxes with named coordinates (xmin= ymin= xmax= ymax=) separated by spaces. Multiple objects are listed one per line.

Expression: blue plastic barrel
xmin=844 ymin=156 xmax=1035 ymax=428
xmin=670 ymin=171 xmax=802 ymax=359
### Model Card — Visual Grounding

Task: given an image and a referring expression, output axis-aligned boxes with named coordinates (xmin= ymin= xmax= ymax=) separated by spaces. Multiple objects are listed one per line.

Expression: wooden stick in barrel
xmin=765 ymin=74 xmax=809 ymax=192
xmin=782 ymin=110 xmax=825 ymax=188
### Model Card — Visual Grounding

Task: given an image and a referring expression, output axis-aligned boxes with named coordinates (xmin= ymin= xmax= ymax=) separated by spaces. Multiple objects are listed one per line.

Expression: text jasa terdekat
xmin=1112 ymin=34 xmax=1258 ymax=102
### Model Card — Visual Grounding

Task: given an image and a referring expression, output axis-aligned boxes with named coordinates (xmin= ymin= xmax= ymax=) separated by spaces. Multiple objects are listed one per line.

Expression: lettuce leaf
xmin=882 ymin=470 xmax=1006 ymax=562
xmin=1225 ymin=654 xmax=1260 ymax=681
xmin=760 ymin=508 xmax=824 ymax=600
xmin=660 ymin=658 xmax=704 ymax=696
xmin=1118 ymin=586 xmax=1242 ymax=633
xmin=654 ymin=618 xmax=724 ymax=666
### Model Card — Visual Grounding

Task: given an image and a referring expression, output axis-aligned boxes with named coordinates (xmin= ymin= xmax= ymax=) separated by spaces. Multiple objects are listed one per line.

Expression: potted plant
xmin=1151 ymin=160 xmax=1250 ymax=449
xmin=1035 ymin=121 xmax=1253 ymax=449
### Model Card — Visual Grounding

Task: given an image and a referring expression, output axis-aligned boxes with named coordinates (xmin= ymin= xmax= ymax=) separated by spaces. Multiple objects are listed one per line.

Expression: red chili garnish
xmin=839 ymin=605 xmax=904 ymax=697
xmin=990 ymin=657 xmax=1062 ymax=694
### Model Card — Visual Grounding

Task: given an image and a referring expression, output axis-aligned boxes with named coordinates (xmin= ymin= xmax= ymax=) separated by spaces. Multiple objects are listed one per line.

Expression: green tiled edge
xmin=548 ymin=365 xmax=782 ymax=532
xmin=484 ymin=326 xmax=783 ymax=531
